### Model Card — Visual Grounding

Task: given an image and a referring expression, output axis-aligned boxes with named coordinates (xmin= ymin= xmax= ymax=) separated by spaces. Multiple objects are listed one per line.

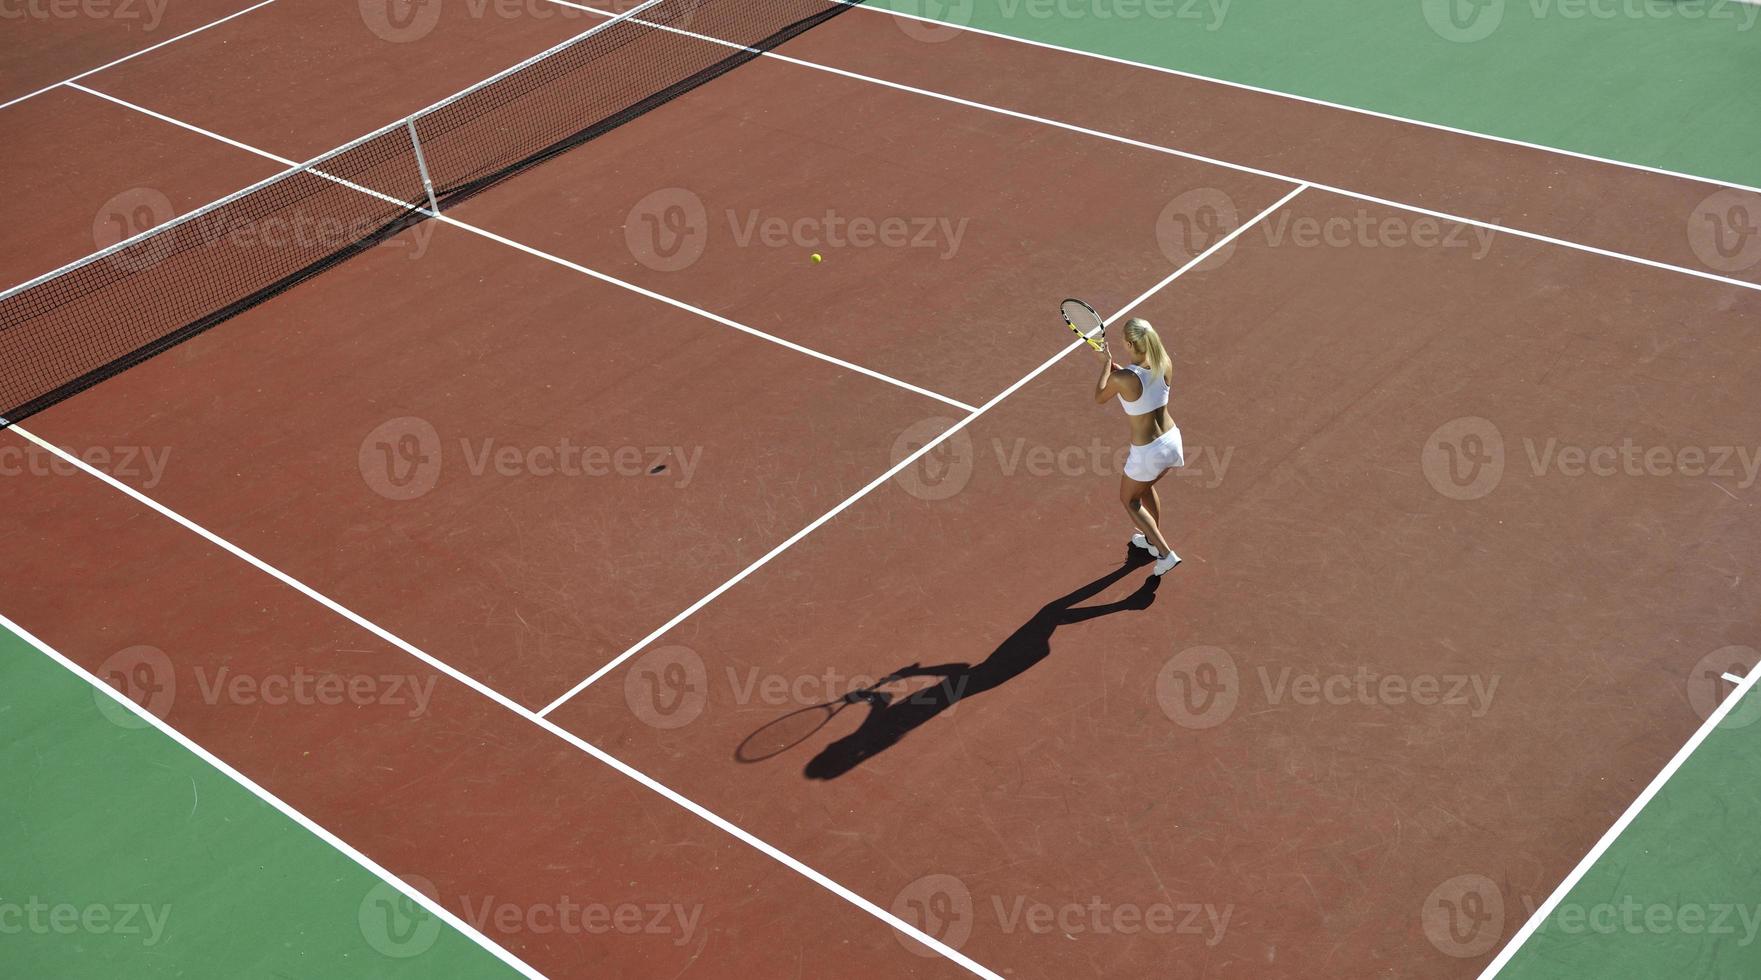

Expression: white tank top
xmin=1119 ymin=363 xmax=1170 ymax=416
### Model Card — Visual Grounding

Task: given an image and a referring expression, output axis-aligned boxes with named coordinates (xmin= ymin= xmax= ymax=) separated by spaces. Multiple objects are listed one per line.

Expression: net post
xmin=406 ymin=117 xmax=441 ymax=216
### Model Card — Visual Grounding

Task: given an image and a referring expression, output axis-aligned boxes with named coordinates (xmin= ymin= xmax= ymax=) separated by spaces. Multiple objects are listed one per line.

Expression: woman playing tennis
xmin=1093 ymin=317 xmax=1183 ymax=575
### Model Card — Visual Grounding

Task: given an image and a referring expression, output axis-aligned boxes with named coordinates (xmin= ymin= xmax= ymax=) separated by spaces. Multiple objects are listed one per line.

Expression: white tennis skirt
xmin=1124 ymin=426 xmax=1185 ymax=482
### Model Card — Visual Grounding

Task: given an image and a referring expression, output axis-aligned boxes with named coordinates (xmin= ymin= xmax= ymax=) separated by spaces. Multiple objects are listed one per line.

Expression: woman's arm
xmin=1094 ymin=346 xmax=1124 ymax=405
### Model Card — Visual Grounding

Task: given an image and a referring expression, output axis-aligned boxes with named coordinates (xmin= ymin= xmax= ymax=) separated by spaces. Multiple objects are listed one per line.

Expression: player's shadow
xmin=798 ymin=547 xmax=1162 ymax=780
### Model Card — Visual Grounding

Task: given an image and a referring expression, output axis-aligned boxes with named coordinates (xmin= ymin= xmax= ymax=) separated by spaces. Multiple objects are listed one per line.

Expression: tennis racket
xmin=734 ymin=666 xmax=916 ymax=762
xmin=1061 ymin=298 xmax=1106 ymax=351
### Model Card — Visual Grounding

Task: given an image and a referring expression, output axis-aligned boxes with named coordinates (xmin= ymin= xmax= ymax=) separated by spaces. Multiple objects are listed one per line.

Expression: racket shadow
xmin=733 ymin=547 xmax=1163 ymax=779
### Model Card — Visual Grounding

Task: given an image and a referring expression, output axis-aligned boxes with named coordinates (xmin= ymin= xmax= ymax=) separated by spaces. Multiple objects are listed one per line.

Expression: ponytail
xmin=1122 ymin=318 xmax=1170 ymax=379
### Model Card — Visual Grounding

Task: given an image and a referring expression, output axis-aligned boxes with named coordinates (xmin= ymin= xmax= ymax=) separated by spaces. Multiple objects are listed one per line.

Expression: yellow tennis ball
xmin=810 ymin=253 xmax=823 ymax=264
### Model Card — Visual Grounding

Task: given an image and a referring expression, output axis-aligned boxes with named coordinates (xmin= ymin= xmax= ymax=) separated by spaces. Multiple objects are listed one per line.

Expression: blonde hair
xmin=1122 ymin=318 xmax=1171 ymax=379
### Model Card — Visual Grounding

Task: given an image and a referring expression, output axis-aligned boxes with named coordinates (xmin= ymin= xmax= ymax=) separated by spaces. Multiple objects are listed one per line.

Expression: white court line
xmin=0 ymin=610 xmax=548 ymax=980
xmin=554 ymin=2 xmax=1761 ymax=296
xmin=1482 ymin=662 xmax=1761 ymax=978
xmin=22 ymin=0 xmax=1758 ymax=307
xmin=82 ymin=40 xmax=1302 ymax=715
xmin=70 ymin=82 xmax=284 ymax=160
xmin=0 ymin=0 xmax=282 ymax=114
xmin=1723 ymin=671 xmax=1746 ymax=685
xmin=851 ymin=4 xmax=1761 ymax=198
xmin=430 ymin=217 xmax=976 ymax=410
xmin=16 ymin=7 xmax=1749 ymax=974
xmin=63 ymin=84 xmax=977 ymax=414
xmin=539 ymin=183 xmax=1309 ymax=716
xmin=1 ymin=423 xmax=1003 ymax=980
xmin=0 ymin=183 xmax=1302 ymax=978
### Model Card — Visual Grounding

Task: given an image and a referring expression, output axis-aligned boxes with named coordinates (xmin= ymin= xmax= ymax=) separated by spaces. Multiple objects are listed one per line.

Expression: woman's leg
xmin=1120 ymin=476 xmax=1175 ymax=558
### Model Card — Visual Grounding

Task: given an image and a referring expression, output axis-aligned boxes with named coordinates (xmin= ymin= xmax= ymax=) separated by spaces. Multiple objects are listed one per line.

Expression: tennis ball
xmin=810 ymin=253 xmax=823 ymax=264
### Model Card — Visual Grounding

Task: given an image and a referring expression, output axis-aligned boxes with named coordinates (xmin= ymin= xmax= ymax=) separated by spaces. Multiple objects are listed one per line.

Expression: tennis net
xmin=0 ymin=0 xmax=863 ymax=428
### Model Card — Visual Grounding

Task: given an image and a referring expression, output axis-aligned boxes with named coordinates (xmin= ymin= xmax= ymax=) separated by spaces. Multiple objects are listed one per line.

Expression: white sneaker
xmin=1152 ymin=552 xmax=1182 ymax=576
xmin=1130 ymin=533 xmax=1160 ymax=558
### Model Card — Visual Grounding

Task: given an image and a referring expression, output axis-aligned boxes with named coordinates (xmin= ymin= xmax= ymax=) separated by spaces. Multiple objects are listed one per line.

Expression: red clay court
xmin=3 ymin=1 xmax=1761 ymax=977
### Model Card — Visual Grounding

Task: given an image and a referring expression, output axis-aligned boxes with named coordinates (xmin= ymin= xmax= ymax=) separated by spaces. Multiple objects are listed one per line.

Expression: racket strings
xmin=1062 ymin=298 xmax=1107 ymax=351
